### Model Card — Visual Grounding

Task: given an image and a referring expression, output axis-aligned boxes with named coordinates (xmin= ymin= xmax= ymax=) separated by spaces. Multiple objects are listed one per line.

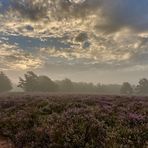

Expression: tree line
xmin=0 ymin=71 xmax=148 ymax=94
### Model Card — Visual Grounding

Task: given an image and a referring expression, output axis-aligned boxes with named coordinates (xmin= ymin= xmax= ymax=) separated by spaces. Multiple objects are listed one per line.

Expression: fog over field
xmin=0 ymin=0 xmax=148 ymax=84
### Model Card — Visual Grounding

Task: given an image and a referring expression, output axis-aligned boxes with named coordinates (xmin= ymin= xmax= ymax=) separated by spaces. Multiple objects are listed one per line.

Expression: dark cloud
xmin=8 ymin=0 xmax=148 ymax=33
xmin=1 ymin=0 xmax=148 ymax=84
xmin=75 ymin=32 xmax=88 ymax=42
xmin=97 ymin=0 xmax=148 ymax=33
xmin=25 ymin=25 xmax=34 ymax=31
xmin=10 ymin=0 xmax=101 ymax=20
xmin=12 ymin=0 xmax=49 ymax=20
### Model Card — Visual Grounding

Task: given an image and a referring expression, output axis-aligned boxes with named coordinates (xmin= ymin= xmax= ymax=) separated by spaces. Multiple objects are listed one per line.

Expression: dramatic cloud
xmin=12 ymin=0 xmax=49 ymax=20
xmin=0 ymin=42 xmax=43 ymax=71
xmin=1 ymin=0 xmax=148 ymax=83
xmin=9 ymin=0 xmax=148 ymax=33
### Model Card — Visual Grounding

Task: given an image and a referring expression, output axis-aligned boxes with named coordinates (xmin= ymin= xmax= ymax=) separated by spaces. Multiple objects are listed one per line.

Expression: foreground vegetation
xmin=0 ymin=94 xmax=148 ymax=148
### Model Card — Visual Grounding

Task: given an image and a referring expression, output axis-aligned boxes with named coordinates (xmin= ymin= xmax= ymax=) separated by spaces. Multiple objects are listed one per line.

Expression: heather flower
xmin=128 ymin=113 xmax=146 ymax=123
xmin=0 ymin=94 xmax=148 ymax=147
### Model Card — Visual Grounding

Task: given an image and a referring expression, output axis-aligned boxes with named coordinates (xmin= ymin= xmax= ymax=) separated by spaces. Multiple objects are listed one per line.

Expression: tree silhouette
xmin=18 ymin=71 xmax=38 ymax=91
xmin=37 ymin=76 xmax=57 ymax=92
xmin=18 ymin=71 xmax=57 ymax=92
xmin=120 ymin=82 xmax=133 ymax=94
xmin=57 ymin=78 xmax=74 ymax=92
xmin=136 ymin=78 xmax=148 ymax=94
xmin=0 ymin=72 xmax=12 ymax=92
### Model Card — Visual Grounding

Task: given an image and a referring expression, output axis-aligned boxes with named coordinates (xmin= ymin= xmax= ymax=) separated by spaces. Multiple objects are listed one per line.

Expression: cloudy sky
xmin=0 ymin=0 xmax=148 ymax=84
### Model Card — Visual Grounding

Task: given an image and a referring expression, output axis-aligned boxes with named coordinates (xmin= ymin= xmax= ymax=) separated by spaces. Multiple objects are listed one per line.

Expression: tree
xmin=37 ymin=76 xmax=57 ymax=92
xmin=120 ymin=82 xmax=133 ymax=94
xmin=18 ymin=71 xmax=38 ymax=91
xmin=18 ymin=71 xmax=57 ymax=92
xmin=0 ymin=72 xmax=12 ymax=92
xmin=136 ymin=78 xmax=148 ymax=94
xmin=57 ymin=78 xmax=74 ymax=92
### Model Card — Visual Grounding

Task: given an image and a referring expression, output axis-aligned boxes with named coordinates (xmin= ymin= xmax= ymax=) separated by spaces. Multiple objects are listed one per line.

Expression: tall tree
xmin=0 ymin=72 xmax=12 ymax=92
xmin=18 ymin=71 xmax=38 ymax=91
xmin=57 ymin=78 xmax=74 ymax=92
xmin=136 ymin=78 xmax=148 ymax=94
xmin=120 ymin=82 xmax=133 ymax=94
xmin=37 ymin=76 xmax=57 ymax=92
xmin=18 ymin=71 xmax=57 ymax=92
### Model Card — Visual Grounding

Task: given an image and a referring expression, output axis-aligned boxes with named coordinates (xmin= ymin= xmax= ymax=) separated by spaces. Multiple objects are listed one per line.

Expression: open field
xmin=0 ymin=93 xmax=148 ymax=148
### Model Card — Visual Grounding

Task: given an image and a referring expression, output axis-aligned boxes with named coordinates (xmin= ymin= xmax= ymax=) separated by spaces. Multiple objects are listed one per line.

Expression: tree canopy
xmin=120 ymin=82 xmax=133 ymax=94
xmin=0 ymin=72 xmax=12 ymax=92
xmin=18 ymin=71 xmax=57 ymax=92
xmin=136 ymin=78 xmax=148 ymax=94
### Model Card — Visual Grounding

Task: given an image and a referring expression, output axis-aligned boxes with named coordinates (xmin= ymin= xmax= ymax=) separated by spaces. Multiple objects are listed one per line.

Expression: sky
xmin=0 ymin=0 xmax=148 ymax=84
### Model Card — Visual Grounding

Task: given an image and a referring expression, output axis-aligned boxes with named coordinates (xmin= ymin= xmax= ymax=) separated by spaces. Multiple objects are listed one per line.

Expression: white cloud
xmin=0 ymin=0 xmax=148 ymax=83
xmin=0 ymin=42 xmax=43 ymax=70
